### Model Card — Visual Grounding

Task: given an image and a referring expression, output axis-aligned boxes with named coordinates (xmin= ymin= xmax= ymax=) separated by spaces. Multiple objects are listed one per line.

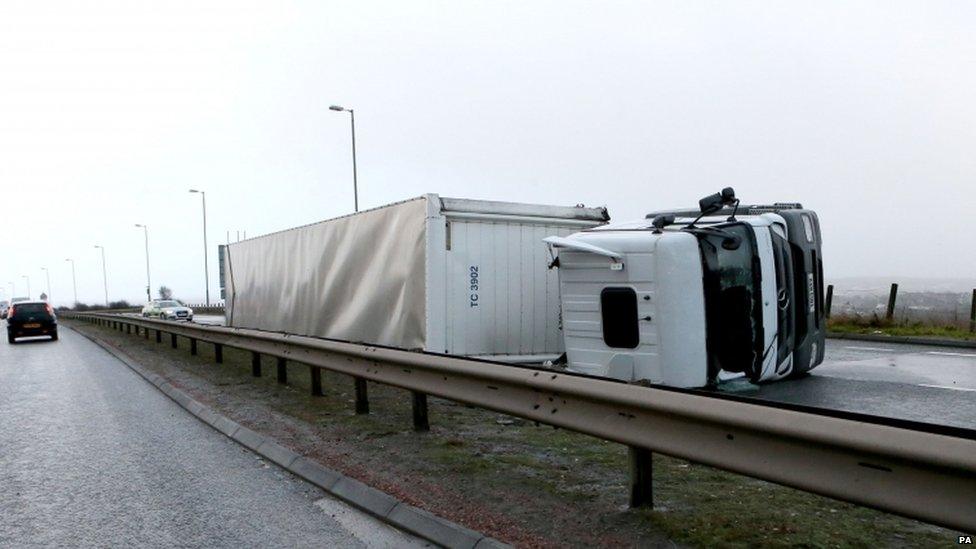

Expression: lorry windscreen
xmin=693 ymin=223 xmax=764 ymax=379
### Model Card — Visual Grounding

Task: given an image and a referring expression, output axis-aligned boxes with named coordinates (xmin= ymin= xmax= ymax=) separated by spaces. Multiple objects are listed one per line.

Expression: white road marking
xmin=925 ymin=351 xmax=976 ymax=358
xmin=919 ymin=384 xmax=976 ymax=392
xmin=842 ymin=346 xmax=897 ymax=352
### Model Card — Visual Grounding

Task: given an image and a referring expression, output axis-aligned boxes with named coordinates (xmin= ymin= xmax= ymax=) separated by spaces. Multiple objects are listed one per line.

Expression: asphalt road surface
xmin=0 ymin=328 xmax=428 ymax=548
xmin=720 ymin=340 xmax=976 ymax=430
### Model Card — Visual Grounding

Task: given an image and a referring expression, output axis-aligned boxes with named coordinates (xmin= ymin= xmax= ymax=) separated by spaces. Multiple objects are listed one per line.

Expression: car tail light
xmin=46 ymin=304 xmax=54 ymax=315
xmin=7 ymin=305 xmax=13 ymax=317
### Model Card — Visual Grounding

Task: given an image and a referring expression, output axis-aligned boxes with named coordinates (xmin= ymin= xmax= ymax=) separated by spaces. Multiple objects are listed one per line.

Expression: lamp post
xmin=329 ymin=104 xmax=359 ymax=212
xmin=65 ymin=258 xmax=78 ymax=306
xmin=40 ymin=267 xmax=51 ymax=302
xmin=94 ymin=245 xmax=108 ymax=306
xmin=21 ymin=275 xmax=30 ymax=299
xmin=188 ymin=189 xmax=210 ymax=306
xmin=135 ymin=224 xmax=152 ymax=302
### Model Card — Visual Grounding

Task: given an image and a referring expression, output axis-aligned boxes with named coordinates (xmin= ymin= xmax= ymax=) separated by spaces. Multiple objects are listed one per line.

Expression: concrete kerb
xmin=233 ymin=426 xmax=266 ymax=452
xmin=67 ymin=322 xmax=510 ymax=549
xmin=827 ymin=331 xmax=976 ymax=348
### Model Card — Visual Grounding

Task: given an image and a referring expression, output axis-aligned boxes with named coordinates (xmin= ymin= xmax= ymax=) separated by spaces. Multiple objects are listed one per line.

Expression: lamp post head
xmin=329 ymin=105 xmax=346 ymax=112
xmin=94 ymin=245 xmax=102 ymax=249
xmin=135 ymin=223 xmax=144 ymax=228
xmin=189 ymin=189 xmax=201 ymax=194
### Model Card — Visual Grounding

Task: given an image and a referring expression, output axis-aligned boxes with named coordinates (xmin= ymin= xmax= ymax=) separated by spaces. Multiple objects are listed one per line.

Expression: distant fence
xmin=826 ymin=283 xmax=976 ymax=332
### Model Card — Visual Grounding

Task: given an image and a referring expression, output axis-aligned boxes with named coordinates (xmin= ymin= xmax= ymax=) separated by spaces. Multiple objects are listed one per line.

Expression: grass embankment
xmin=828 ymin=315 xmax=976 ymax=341
xmin=68 ymin=320 xmax=958 ymax=547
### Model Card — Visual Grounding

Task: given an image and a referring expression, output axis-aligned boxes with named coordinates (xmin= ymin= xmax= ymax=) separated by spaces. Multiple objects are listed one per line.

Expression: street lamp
xmin=329 ymin=104 xmax=359 ymax=212
xmin=135 ymin=224 xmax=152 ymax=302
xmin=40 ymin=267 xmax=51 ymax=302
xmin=21 ymin=275 xmax=30 ymax=299
xmin=188 ymin=189 xmax=210 ymax=306
xmin=65 ymin=258 xmax=78 ymax=306
xmin=94 ymin=245 xmax=109 ymax=306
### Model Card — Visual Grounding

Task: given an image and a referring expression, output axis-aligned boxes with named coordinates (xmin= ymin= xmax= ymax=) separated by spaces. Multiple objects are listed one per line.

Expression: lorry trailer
xmin=545 ymin=188 xmax=825 ymax=388
xmin=223 ymin=194 xmax=608 ymax=362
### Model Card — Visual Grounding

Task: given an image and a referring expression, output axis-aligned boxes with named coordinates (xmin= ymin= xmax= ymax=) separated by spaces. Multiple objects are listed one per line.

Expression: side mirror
xmin=651 ymin=214 xmax=675 ymax=233
xmin=698 ymin=187 xmax=737 ymax=214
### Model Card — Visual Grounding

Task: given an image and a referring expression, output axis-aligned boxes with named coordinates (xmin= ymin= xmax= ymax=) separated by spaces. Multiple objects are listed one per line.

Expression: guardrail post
xmin=190 ymin=338 xmax=197 ymax=355
xmin=354 ymin=378 xmax=369 ymax=414
xmin=411 ymin=391 xmax=429 ymax=432
xmin=155 ymin=329 xmax=162 ymax=343
xmin=628 ymin=446 xmax=653 ymax=508
xmin=825 ymin=284 xmax=834 ymax=319
xmin=144 ymin=326 xmax=149 ymax=339
xmin=310 ymin=366 xmax=323 ymax=396
xmin=886 ymin=283 xmax=898 ymax=321
xmin=970 ymin=289 xmax=975 ymax=333
xmin=126 ymin=323 xmax=131 ymax=334
xmin=276 ymin=357 xmax=287 ymax=384
xmin=251 ymin=352 xmax=261 ymax=377
xmin=170 ymin=333 xmax=177 ymax=349
xmin=214 ymin=343 xmax=223 ymax=363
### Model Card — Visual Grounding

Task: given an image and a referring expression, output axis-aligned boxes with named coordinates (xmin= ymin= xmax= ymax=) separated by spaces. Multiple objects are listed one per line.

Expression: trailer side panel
xmin=226 ymin=198 xmax=427 ymax=349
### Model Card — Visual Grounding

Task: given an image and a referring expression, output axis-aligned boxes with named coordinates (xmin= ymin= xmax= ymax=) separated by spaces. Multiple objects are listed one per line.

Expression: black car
xmin=6 ymin=301 xmax=58 ymax=343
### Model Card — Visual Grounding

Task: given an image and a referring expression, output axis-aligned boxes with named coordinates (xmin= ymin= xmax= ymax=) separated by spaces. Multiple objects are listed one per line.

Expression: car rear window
xmin=13 ymin=303 xmax=50 ymax=316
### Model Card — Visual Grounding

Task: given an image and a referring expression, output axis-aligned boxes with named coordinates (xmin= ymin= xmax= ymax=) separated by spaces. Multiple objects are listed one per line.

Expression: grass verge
xmin=829 ymin=315 xmax=976 ymax=341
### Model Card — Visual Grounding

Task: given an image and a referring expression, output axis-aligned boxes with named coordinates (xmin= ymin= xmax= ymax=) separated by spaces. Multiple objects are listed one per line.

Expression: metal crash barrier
xmin=64 ymin=312 xmax=976 ymax=532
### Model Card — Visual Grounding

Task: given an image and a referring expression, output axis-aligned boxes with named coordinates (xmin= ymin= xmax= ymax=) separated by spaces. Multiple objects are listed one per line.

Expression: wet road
xmin=722 ymin=340 xmax=976 ymax=430
xmin=0 ymin=328 xmax=427 ymax=548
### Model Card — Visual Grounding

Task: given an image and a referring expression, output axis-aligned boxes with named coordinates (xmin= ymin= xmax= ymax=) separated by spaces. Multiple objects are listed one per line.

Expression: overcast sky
xmin=1 ymin=1 xmax=974 ymax=305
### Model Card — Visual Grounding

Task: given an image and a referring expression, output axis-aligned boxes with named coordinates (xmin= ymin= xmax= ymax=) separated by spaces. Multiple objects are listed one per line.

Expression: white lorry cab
xmin=545 ymin=188 xmax=825 ymax=388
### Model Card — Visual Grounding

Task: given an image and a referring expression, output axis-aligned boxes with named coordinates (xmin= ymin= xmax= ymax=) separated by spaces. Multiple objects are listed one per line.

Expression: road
xmin=0 ymin=328 xmax=428 ymax=548
xmin=721 ymin=339 xmax=976 ymax=430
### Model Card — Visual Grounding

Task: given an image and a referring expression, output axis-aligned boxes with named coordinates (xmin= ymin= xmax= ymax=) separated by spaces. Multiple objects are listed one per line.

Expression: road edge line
xmin=67 ymin=323 xmax=510 ymax=549
xmin=827 ymin=332 xmax=976 ymax=348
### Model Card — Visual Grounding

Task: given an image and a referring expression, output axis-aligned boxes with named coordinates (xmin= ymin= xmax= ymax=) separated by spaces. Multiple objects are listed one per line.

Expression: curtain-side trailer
xmin=223 ymin=194 xmax=608 ymax=362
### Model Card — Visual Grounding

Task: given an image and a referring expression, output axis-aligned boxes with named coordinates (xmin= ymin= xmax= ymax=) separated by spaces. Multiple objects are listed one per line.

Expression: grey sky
xmin=1 ymin=1 xmax=974 ymax=306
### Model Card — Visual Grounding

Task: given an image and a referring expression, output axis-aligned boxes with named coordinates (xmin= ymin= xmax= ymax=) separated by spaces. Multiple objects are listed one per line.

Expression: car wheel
xmin=51 ymin=330 xmax=59 ymax=341
xmin=7 ymin=333 xmax=14 ymax=344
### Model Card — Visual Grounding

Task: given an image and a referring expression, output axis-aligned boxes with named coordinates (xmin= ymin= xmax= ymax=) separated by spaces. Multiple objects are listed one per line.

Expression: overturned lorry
xmin=222 ymin=194 xmax=608 ymax=362
xmin=545 ymin=188 xmax=825 ymax=388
